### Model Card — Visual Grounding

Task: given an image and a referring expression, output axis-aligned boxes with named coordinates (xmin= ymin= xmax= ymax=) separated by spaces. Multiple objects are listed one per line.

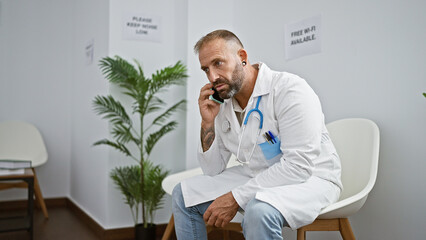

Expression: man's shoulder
xmin=269 ymin=70 xmax=309 ymax=92
xmin=256 ymin=62 xmax=315 ymax=100
xmin=260 ymin=63 xmax=306 ymax=85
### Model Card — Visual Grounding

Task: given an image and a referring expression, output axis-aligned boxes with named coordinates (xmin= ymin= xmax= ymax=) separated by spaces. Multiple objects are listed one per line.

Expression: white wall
xmin=106 ymin=0 xmax=188 ymax=228
xmin=68 ymin=0 xmax=110 ymax=227
xmin=185 ymin=0 xmax=426 ymax=239
xmin=0 ymin=0 xmax=111 ymax=227
xmin=0 ymin=0 xmax=72 ymax=200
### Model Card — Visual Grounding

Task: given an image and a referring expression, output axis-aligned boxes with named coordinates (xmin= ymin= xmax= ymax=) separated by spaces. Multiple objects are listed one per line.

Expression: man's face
xmin=199 ymin=39 xmax=245 ymax=99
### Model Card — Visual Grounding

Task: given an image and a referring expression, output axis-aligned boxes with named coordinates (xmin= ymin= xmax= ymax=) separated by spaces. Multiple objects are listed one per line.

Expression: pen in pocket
xmin=264 ymin=132 xmax=276 ymax=144
xmin=263 ymin=133 xmax=272 ymax=144
xmin=268 ymin=131 xmax=277 ymax=144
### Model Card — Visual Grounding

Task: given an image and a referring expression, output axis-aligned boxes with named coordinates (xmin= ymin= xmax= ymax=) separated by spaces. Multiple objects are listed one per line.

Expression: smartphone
xmin=209 ymin=88 xmax=224 ymax=104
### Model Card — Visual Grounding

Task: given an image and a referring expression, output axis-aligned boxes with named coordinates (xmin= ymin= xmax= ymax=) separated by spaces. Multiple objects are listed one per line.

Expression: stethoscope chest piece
xmin=222 ymin=120 xmax=231 ymax=133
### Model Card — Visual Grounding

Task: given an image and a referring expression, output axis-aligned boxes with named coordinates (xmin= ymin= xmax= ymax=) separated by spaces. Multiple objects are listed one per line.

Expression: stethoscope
xmin=236 ymin=96 xmax=263 ymax=164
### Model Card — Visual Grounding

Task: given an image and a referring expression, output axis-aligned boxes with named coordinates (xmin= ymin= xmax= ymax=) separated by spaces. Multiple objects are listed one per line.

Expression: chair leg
xmin=32 ymin=168 xmax=48 ymax=218
xmin=206 ymin=225 xmax=214 ymax=234
xmin=339 ymin=218 xmax=356 ymax=240
xmin=223 ymin=230 xmax=230 ymax=240
xmin=297 ymin=228 xmax=306 ymax=240
xmin=162 ymin=214 xmax=175 ymax=240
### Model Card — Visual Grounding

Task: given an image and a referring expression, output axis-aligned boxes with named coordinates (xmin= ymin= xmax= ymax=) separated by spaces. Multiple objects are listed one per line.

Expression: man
xmin=172 ymin=30 xmax=342 ymax=240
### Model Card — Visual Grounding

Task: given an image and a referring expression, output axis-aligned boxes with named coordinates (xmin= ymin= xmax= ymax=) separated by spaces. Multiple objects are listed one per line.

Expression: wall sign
xmin=122 ymin=12 xmax=162 ymax=42
xmin=85 ymin=39 xmax=94 ymax=65
xmin=284 ymin=15 xmax=321 ymax=60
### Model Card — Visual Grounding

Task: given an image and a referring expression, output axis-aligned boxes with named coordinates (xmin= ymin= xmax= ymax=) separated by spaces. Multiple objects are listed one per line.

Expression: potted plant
xmin=93 ymin=56 xmax=187 ymax=239
xmin=110 ymin=162 xmax=168 ymax=239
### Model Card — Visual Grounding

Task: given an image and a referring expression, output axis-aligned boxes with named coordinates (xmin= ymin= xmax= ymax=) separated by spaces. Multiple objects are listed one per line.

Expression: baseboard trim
xmin=64 ymin=198 xmax=107 ymax=239
xmin=0 ymin=197 xmax=168 ymax=240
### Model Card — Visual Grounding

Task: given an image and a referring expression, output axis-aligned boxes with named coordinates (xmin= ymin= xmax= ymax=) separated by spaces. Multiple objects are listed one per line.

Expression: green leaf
xmin=93 ymin=95 xmax=132 ymax=126
xmin=122 ymin=89 xmax=139 ymax=100
xmin=111 ymin=123 xmax=137 ymax=144
xmin=423 ymin=92 xmax=426 ymax=98
xmin=140 ymin=161 xmax=169 ymax=223
xmin=144 ymin=96 xmax=166 ymax=115
xmin=133 ymin=60 xmax=150 ymax=97
xmin=149 ymin=61 xmax=187 ymax=95
xmin=99 ymin=56 xmax=139 ymax=90
xmin=144 ymin=121 xmax=178 ymax=155
xmin=152 ymin=99 xmax=186 ymax=126
xmin=93 ymin=139 xmax=132 ymax=156
xmin=110 ymin=163 xmax=169 ymax=224
xmin=134 ymin=59 xmax=145 ymax=79
xmin=110 ymin=165 xmax=142 ymax=224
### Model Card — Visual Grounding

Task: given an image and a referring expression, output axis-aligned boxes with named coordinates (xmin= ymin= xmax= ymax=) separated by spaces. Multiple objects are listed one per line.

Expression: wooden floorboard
xmin=0 ymin=207 xmax=100 ymax=240
xmin=0 ymin=198 xmax=245 ymax=240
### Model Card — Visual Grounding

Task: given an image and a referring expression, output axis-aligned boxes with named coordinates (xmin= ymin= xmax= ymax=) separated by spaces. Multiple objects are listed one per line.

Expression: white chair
xmin=297 ymin=118 xmax=380 ymax=239
xmin=0 ymin=121 xmax=49 ymax=218
xmin=161 ymin=118 xmax=380 ymax=240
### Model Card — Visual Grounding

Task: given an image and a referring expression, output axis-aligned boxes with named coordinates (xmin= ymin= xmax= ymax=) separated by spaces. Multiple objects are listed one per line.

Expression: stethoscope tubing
xmin=244 ymin=96 xmax=263 ymax=128
xmin=236 ymin=96 xmax=263 ymax=164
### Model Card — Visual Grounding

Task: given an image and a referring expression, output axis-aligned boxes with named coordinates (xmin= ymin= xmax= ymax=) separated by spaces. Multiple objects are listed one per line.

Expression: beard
xmin=215 ymin=63 xmax=245 ymax=99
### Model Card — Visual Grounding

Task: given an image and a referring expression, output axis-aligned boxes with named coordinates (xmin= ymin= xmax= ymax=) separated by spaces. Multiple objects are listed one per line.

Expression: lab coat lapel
xmin=223 ymin=98 xmax=241 ymax=134
xmin=237 ymin=63 xmax=275 ymax=158
xmin=240 ymin=62 xmax=273 ymax=138
xmin=251 ymin=62 xmax=274 ymax=98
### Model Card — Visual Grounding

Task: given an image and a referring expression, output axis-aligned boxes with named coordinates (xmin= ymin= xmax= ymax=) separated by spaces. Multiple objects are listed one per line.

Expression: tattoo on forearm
xmin=201 ymin=126 xmax=215 ymax=152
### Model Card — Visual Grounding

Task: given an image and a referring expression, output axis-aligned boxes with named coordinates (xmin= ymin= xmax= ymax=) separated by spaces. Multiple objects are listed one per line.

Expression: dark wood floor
xmin=0 ymin=207 xmax=100 ymax=240
xmin=0 ymin=206 xmax=244 ymax=240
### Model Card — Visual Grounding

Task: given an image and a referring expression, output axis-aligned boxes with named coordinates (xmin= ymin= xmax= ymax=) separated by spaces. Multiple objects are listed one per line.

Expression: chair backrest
xmin=0 ymin=121 xmax=48 ymax=167
xmin=326 ymin=118 xmax=380 ymax=201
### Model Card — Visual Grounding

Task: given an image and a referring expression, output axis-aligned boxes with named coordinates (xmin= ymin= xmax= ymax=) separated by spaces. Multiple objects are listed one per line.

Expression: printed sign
xmin=284 ymin=15 xmax=321 ymax=60
xmin=122 ymin=12 xmax=162 ymax=42
xmin=85 ymin=39 xmax=94 ymax=65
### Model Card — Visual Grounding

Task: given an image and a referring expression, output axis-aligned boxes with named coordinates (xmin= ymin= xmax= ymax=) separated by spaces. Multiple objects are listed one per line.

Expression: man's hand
xmin=199 ymin=83 xmax=221 ymax=152
xmin=199 ymin=83 xmax=221 ymax=125
xmin=203 ymin=192 xmax=239 ymax=228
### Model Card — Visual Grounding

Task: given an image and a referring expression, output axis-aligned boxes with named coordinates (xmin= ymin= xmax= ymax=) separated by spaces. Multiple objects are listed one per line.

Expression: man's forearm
xmin=201 ymin=122 xmax=215 ymax=152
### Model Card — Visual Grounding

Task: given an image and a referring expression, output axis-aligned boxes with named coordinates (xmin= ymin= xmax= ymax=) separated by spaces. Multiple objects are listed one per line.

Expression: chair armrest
xmin=162 ymin=167 xmax=204 ymax=195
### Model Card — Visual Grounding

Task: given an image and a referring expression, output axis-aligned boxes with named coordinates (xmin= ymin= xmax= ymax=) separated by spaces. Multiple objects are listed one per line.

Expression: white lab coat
xmin=181 ymin=63 xmax=342 ymax=229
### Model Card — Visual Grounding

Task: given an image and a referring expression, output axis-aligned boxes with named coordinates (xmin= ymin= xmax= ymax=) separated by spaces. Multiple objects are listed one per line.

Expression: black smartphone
xmin=209 ymin=88 xmax=224 ymax=104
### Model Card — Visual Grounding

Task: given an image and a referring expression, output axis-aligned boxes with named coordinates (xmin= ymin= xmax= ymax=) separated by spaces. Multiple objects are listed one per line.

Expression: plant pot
xmin=135 ymin=223 xmax=156 ymax=240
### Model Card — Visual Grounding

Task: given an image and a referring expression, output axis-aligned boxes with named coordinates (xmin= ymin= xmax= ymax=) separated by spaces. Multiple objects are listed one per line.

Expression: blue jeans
xmin=172 ymin=183 xmax=288 ymax=240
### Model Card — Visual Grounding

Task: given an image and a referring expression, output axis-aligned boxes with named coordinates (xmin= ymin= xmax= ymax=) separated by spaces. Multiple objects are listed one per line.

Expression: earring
xmin=242 ymin=61 xmax=246 ymax=66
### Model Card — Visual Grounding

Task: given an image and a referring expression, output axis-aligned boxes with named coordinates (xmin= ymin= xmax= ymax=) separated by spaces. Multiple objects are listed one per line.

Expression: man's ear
xmin=238 ymin=49 xmax=248 ymax=63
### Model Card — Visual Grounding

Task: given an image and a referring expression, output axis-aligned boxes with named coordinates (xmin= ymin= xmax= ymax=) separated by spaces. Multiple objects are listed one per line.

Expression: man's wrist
xmin=200 ymin=121 xmax=215 ymax=152
xmin=228 ymin=191 xmax=240 ymax=208
xmin=231 ymin=189 xmax=246 ymax=210
xmin=201 ymin=120 xmax=214 ymax=129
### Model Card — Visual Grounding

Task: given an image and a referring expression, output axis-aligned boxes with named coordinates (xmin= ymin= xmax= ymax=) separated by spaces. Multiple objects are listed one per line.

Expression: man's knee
xmin=243 ymin=199 xmax=285 ymax=227
xmin=242 ymin=199 xmax=287 ymax=239
xmin=172 ymin=183 xmax=185 ymax=210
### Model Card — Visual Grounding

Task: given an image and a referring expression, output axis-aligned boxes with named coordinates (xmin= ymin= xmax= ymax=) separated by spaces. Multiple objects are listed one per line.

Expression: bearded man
xmin=172 ymin=29 xmax=342 ymax=240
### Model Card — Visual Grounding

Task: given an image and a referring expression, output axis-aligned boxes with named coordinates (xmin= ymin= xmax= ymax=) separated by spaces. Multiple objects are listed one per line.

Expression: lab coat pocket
xmin=258 ymin=139 xmax=282 ymax=161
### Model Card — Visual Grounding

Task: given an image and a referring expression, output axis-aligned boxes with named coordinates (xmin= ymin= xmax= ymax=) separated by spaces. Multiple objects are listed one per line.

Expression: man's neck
xmin=234 ymin=64 xmax=259 ymax=109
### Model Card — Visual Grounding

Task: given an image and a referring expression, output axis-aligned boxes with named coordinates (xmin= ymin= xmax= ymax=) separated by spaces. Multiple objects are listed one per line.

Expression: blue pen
xmin=268 ymin=131 xmax=276 ymax=143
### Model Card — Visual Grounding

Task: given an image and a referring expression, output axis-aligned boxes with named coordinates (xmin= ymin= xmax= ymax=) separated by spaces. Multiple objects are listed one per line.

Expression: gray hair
xmin=194 ymin=29 xmax=244 ymax=54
